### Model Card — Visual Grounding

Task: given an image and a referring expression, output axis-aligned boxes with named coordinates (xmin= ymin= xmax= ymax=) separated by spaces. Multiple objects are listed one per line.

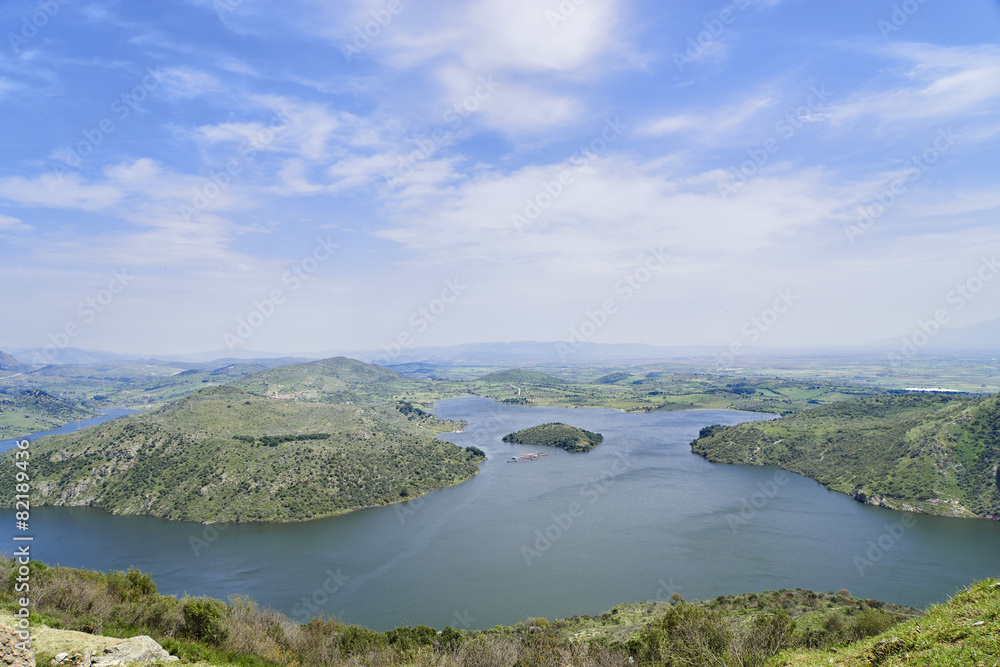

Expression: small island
xmin=502 ymin=422 xmax=604 ymax=453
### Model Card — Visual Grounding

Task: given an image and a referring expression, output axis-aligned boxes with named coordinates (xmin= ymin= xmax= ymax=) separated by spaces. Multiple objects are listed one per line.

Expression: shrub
xmin=181 ymin=596 xmax=229 ymax=645
xmin=847 ymin=608 xmax=899 ymax=642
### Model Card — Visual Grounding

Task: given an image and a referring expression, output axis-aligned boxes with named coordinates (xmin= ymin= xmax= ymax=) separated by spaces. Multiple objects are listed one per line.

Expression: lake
xmin=4 ymin=396 xmax=999 ymax=630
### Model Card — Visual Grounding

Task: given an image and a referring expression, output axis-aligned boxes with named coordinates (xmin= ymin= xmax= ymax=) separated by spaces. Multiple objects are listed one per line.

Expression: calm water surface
xmin=4 ymin=397 xmax=999 ymax=630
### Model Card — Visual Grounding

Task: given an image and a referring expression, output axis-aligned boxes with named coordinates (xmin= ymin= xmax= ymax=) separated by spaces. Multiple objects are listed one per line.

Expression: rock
xmin=0 ymin=623 xmax=35 ymax=667
xmin=54 ymin=655 xmax=68 ymax=664
xmin=93 ymin=636 xmax=177 ymax=666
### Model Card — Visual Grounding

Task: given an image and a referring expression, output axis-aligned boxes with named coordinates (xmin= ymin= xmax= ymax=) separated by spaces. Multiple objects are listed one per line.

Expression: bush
xmin=182 ymin=597 xmax=229 ymax=645
xmin=338 ymin=624 xmax=388 ymax=657
xmin=107 ymin=567 xmax=157 ymax=601
xmin=847 ymin=608 xmax=899 ymax=642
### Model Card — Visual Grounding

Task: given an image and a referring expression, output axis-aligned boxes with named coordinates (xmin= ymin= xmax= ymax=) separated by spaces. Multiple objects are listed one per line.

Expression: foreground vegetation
xmin=502 ymin=422 xmax=604 ymax=453
xmin=692 ymin=392 xmax=1000 ymax=519
xmin=9 ymin=560 xmax=982 ymax=667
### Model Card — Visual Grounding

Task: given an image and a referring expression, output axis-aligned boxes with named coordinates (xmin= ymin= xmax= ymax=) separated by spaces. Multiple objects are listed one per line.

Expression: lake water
xmin=4 ymin=396 xmax=999 ymax=630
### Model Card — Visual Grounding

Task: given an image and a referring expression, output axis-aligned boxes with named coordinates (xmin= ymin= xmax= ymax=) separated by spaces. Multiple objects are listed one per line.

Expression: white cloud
xmin=829 ymin=44 xmax=1000 ymax=125
xmin=0 ymin=214 xmax=29 ymax=231
xmin=157 ymin=67 xmax=228 ymax=99
xmin=641 ymin=95 xmax=776 ymax=137
xmin=0 ymin=173 xmax=123 ymax=211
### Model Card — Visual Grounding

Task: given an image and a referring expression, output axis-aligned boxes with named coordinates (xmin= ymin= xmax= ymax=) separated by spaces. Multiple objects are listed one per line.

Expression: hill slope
xmin=0 ymin=362 xmax=484 ymax=522
xmin=475 ymin=368 xmax=569 ymax=387
xmin=0 ymin=388 xmax=96 ymax=439
xmin=691 ymin=392 xmax=1000 ymax=519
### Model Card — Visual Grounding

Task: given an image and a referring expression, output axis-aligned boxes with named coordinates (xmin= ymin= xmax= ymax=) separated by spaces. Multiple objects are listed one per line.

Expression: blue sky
xmin=1 ymin=0 xmax=999 ymax=356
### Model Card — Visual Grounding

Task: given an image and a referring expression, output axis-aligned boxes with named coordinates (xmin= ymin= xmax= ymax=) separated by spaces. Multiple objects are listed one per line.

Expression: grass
xmin=773 ymin=578 xmax=1000 ymax=666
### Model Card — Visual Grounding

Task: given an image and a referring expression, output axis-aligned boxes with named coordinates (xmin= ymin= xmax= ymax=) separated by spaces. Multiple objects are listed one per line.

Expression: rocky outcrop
xmin=49 ymin=636 xmax=177 ymax=666
xmin=0 ymin=623 xmax=35 ymax=667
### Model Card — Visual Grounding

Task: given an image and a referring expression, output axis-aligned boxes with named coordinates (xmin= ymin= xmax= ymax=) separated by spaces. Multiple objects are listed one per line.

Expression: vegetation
xmin=502 ymin=422 xmax=604 ymax=453
xmin=691 ymin=392 xmax=1000 ymax=519
xmin=9 ymin=559 xmax=975 ymax=667
xmin=0 ymin=388 xmax=96 ymax=439
xmin=0 ymin=362 xmax=485 ymax=523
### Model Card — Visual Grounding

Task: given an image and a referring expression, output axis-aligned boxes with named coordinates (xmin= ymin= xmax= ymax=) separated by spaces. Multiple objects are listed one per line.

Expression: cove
xmin=4 ymin=396 xmax=999 ymax=631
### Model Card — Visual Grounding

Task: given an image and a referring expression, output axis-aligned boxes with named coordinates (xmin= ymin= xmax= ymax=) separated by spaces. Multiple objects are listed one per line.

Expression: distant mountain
xmin=0 ymin=350 xmax=29 ymax=372
xmin=8 ymin=347 xmax=135 ymax=365
xmin=353 ymin=341 xmax=726 ymax=366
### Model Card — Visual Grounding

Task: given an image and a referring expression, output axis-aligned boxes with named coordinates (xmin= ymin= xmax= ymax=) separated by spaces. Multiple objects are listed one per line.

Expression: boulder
xmin=93 ymin=637 xmax=176 ymax=666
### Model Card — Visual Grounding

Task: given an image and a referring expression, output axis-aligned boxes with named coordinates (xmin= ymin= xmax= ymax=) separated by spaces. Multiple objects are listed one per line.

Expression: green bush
xmin=338 ymin=624 xmax=388 ymax=657
xmin=182 ymin=596 xmax=229 ymax=645
xmin=848 ymin=608 xmax=899 ymax=641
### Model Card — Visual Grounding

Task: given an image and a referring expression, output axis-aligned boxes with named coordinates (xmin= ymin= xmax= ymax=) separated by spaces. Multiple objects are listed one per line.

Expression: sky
xmin=1 ymin=0 xmax=999 ymax=357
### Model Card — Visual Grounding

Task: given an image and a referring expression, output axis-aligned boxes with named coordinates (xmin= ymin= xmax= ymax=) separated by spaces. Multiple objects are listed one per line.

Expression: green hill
xmin=475 ymin=369 xmax=569 ymax=387
xmin=233 ymin=357 xmax=424 ymax=403
xmin=595 ymin=372 xmax=632 ymax=384
xmin=0 ymin=380 xmax=483 ymax=522
xmin=691 ymin=392 xmax=1000 ymax=519
xmin=0 ymin=388 xmax=96 ymax=439
xmin=502 ymin=422 xmax=604 ymax=453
